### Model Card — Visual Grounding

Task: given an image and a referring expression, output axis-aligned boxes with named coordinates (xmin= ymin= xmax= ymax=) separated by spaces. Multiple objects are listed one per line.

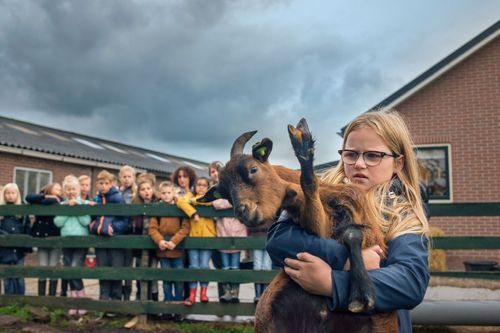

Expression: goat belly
xmin=254 ymin=271 xmax=375 ymax=333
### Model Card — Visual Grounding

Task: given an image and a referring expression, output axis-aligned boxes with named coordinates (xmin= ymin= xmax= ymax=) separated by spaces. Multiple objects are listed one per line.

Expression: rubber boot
xmin=230 ymin=283 xmax=240 ymax=303
xmin=200 ymin=286 xmax=209 ymax=303
xmin=68 ymin=291 xmax=78 ymax=316
xmin=38 ymin=279 xmax=47 ymax=296
xmin=77 ymin=289 xmax=88 ymax=316
xmin=220 ymin=283 xmax=232 ymax=303
xmin=48 ymin=280 xmax=58 ymax=296
xmin=184 ymin=287 xmax=197 ymax=307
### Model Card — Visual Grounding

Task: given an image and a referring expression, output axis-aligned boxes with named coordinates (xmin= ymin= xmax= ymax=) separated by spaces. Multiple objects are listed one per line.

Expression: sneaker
xmin=105 ymin=312 xmax=117 ymax=318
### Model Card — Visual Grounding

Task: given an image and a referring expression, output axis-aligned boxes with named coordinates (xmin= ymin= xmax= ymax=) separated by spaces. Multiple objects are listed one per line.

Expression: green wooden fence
xmin=0 ymin=203 xmax=499 ymax=316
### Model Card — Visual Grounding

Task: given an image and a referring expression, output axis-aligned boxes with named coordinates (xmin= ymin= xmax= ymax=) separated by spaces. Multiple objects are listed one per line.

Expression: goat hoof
xmin=288 ymin=118 xmax=314 ymax=164
xmin=348 ymin=301 xmax=364 ymax=313
xmin=348 ymin=294 xmax=375 ymax=313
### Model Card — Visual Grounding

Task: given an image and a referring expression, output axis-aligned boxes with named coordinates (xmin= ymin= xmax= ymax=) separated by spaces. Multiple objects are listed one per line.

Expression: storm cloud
xmin=1 ymin=0 xmax=499 ymax=166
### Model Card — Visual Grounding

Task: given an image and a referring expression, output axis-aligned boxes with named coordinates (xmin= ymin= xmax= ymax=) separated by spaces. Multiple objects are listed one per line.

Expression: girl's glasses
xmin=338 ymin=149 xmax=400 ymax=167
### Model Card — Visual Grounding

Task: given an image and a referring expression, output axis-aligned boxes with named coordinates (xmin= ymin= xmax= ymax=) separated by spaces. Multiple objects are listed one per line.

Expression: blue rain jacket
xmin=266 ymin=217 xmax=429 ymax=333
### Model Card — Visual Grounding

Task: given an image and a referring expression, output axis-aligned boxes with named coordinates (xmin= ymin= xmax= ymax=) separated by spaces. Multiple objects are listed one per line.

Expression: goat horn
xmin=230 ymin=130 xmax=257 ymax=158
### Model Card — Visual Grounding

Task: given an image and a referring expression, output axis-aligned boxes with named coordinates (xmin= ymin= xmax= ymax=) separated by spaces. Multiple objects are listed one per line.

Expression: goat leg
xmin=288 ymin=118 xmax=330 ymax=237
xmin=335 ymin=209 xmax=376 ymax=313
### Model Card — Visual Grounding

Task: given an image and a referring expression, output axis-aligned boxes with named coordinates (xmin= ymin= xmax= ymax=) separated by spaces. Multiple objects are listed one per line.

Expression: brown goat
xmin=199 ymin=119 xmax=397 ymax=333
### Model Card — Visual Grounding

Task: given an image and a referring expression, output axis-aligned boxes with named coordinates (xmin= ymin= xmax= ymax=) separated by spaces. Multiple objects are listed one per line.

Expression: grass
xmin=0 ymin=305 xmax=255 ymax=332
xmin=0 ymin=304 xmax=32 ymax=321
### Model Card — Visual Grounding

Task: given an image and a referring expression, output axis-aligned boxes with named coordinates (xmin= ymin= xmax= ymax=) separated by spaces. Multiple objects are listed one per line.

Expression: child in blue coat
xmin=89 ymin=170 xmax=128 ymax=301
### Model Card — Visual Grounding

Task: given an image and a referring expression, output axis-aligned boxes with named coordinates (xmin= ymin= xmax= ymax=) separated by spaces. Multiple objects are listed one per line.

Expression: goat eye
xmin=249 ymin=166 xmax=258 ymax=174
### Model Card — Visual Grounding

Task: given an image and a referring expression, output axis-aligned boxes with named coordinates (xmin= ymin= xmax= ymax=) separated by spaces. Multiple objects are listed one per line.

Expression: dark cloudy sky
xmin=0 ymin=1 xmax=499 ymax=168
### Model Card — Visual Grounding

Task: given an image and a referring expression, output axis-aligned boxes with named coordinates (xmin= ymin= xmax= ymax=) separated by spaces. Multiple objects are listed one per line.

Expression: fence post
xmin=138 ymin=248 xmax=150 ymax=324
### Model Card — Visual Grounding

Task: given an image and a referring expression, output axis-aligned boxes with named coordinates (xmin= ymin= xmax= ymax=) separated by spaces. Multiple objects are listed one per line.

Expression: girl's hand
xmin=158 ymin=240 xmax=168 ymax=250
xmin=166 ymin=241 xmax=176 ymax=250
xmin=88 ymin=201 xmax=96 ymax=206
xmin=68 ymin=199 xmax=78 ymax=206
xmin=284 ymin=252 xmax=333 ymax=297
xmin=193 ymin=213 xmax=200 ymax=222
xmin=362 ymin=245 xmax=383 ymax=270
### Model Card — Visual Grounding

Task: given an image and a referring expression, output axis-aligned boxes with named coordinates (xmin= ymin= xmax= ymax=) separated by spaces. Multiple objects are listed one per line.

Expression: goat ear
xmin=252 ymin=138 xmax=273 ymax=163
xmin=196 ymin=186 xmax=222 ymax=203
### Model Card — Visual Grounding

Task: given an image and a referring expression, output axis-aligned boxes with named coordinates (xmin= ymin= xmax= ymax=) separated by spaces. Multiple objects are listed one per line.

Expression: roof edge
xmin=0 ymin=114 xmax=208 ymax=166
xmin=339 ymin=20 xmax=500 ymax=136
xmin=371 ymin=20 xmax=500 ymax=111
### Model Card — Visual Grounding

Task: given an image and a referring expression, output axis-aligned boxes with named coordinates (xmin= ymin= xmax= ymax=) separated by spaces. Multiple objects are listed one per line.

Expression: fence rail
xmin=0 ymin=202 xmax=499 ymax=216
xmin=1 ymin=203 xmax=499 ymax=322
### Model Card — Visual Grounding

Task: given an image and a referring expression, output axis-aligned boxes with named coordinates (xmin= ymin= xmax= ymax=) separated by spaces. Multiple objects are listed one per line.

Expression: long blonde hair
xmin=0 ymin=183 xmax=22 ymax=205
xmin=323 ymin=110 xmax=429 ymax=240
xmin=119 ymin=165 xmax=138 ymax=197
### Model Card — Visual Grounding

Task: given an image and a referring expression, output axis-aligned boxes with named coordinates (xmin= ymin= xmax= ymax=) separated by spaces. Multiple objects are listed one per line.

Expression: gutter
xmin=0 ymin=145 xmax=145 ymax=172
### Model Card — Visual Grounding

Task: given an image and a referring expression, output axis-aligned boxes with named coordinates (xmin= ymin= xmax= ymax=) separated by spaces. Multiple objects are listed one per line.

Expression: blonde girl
xmin=266 ymin=110 xmax=429 ymax=333
xmin=0 ymin=183 xmax=30 ymax=295
xmin=118 ymin=165 xmax=137 ymax=301
xmin=54 ymin=175 xmax=91 ymax=315
xmin=119 ymin=165 xmax=137 ymax=204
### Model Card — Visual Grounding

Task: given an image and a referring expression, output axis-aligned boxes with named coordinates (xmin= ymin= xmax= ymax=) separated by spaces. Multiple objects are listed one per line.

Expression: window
xmin=415 ymin=145 xmax=451 ymax=201
xmin=14 ymin=167 xmax=53 ymax=200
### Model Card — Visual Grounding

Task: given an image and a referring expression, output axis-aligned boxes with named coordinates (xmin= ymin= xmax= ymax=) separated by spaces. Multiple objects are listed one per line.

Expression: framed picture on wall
xmin=415 ymin=145 xmax=451 ymax=201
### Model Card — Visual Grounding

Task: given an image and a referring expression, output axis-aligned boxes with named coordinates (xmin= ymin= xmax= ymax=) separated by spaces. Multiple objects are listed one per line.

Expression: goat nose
xmin=236 ymin=205 xmax=246 ymax=217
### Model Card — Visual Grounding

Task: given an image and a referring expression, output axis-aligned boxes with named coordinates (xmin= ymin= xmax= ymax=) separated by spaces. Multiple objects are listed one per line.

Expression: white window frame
xmin=13 ymin=167 xmax=53 ymax=199
xmin=414 ymin=144 xmax=453 ymax=203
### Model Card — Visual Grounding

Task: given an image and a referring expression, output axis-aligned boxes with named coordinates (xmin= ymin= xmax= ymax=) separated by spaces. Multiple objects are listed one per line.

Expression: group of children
xmin=0 ymin=162 xmax=271 ymax=316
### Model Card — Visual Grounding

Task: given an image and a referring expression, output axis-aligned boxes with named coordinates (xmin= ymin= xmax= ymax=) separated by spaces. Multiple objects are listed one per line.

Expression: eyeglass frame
xmin=338 ymin=149 xmax=401 ymax=167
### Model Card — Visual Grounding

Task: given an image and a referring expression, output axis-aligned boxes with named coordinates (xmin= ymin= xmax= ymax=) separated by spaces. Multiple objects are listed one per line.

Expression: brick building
xmin=331 ymin=20 xmax=499 ymax=269
xmin=0 ymin=116 xmax=208 ymax=197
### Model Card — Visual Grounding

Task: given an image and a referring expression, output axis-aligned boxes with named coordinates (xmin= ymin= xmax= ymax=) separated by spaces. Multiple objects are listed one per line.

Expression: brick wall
xmin=395 ymin=36 xmax=500 ymax=268
xmin=0 ymin=151 xmax=172 ymax=196
xmin=0 ymin=152 xmax=92 ymax=187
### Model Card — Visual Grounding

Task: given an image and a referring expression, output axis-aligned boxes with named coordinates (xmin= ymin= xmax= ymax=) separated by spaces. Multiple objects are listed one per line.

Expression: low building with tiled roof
xmin=0 ymin=115 xmax=208 ymax=197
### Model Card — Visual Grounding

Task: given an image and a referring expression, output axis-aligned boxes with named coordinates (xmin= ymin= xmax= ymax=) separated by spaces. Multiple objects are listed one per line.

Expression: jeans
xmin=62 ymin=248 xmax=87 ymax=291
xmin=253 ymin=249 xmax=272 ymax=270
xmin=96 ymin=248 xmax=125 ymax=300
xmin=3 ymin=257 xmax=25 ymax=295
xmin=188 ymin=249 xmax=212 ymax=288
xmin=220 ymin=251 xmax=241 ymax=270
xmin=160 ymin=257 xmax=184 ymax=301
xmin=253 ymin=250 xmax=272 ymax=298
xmin=38 ymin=247 xmax=61 ymax=284
xmin=38 ymin=247 xmax=61 ymax=267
